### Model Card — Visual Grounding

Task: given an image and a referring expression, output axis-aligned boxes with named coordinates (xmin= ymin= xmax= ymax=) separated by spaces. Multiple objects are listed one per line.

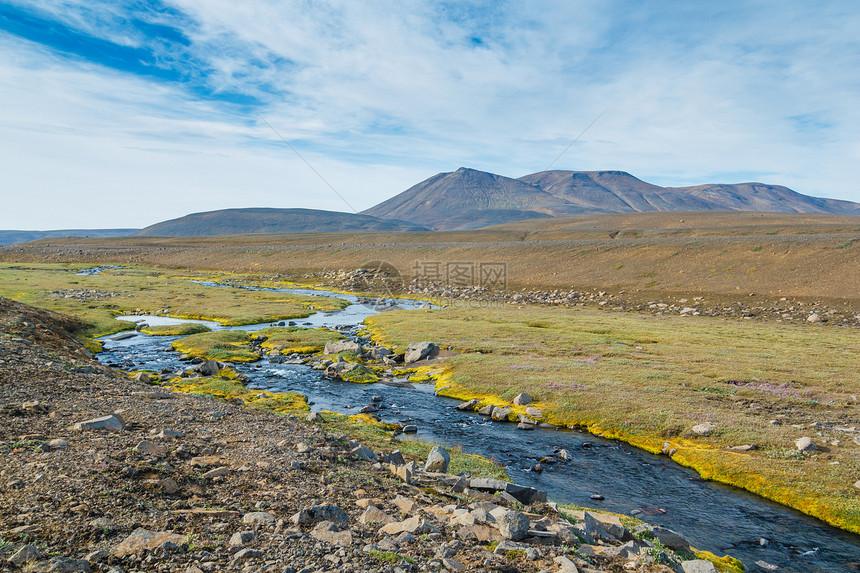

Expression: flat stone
xmin=229 ymin=531 xmax=256 ymax=547
xmin=311 ymin=520 xmax=353 ymax=546
xmin=378 ymin=515 xmax=426 ymax=535
xmin=394 ymin=495 xmax=417 ymax=514
xmin=359 ymin=506 xmax=396 ymax=525
xmin=48 ymin=438 xmax=70 ymax=449
xmin=680 ymin=560 xmax=718 ymax=573
xmin=517 ymin=422 xmax=535 ymax=430
xmin=201 ymin=466 xmax=230 ymax=479
xmin=525 ymin=406 xmax=543 ymax=418
xmin=469 ymin=478 xmax=508 ymax=491
xmin=729 ymin=444 xmax=756 ymax=451
xmin=75 ymin=415 xmax=124 ymax=432
xmin=491 ymin=407 xmax=512 ymax=421
xmin=441 ymin=557 xmax=464 ymax=571
xmin=242 ymin=511 xmax=277 ymax=525
xmin=553 ymin=555 xmax=580 ymax=573
xmin=231 ymin=548 xmax=263 ymax=563
xmin=350 ymin=445 xmax=377 ymax=461
xmin=135 ymin=440 xmax=167 ymax=457
xmin=157 ymin=429 xmax=185 ymax=439
xmin=44 ymin=556 xmax=91 ymax=572
xmin=691 ymin=422 xmax=713 ymax=437
xmin=8 ymin=544 xmax=42 ymax=567
xmin=113 ymin=528 xmax=186 ymax=557
xmin=496 ymin=510 xmax=530 ymax=541
xmin=583 ymin=511 xmax=628 ymax=541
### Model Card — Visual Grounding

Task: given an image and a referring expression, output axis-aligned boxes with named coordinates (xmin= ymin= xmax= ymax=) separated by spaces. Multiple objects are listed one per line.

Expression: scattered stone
xmin=442 ymin=557 xmax=464 ymax=571
xmin=553 ymin=555 xmax=580 ymax=573
xmin=135 ymin=440 xmax=167 ymax=456
xmin=456 ymin=399 xmax=479 ymax=411
xmin=425 ymin=445 xmax=450 ymax=472
xmin=231 ymin=548 xmax=263 ymax=564
xmin=113 ymin=528 xmax=186 ymax=557
xmin=350 ymin=444 xmax=377 ymax=461
xmin=157 ymin=429 xmax=185 ymax=439
xmin=807 ymin=313 xmax=821 ymax=323
xmin=729 ymin=444 xmax=757 ymax=452
xmin=525 ymin=406 xmax=543 ymax=418
xmin=8 ymin=544 xmax=42 ymax=567
xmin=496 ymin=510 xmax=530 ymax=541
xmin=47 ymin=438 xmax=70 ymax=449
xmin=229 ymin=531 xmax=256 ymax=547
xmin=74 ymin=414 xmax=124 ymax=432
xmin=306 ymin=411 xmax=323 ymax=422
xmin=201 ymin=466 xmax=230 ymax=479
xmin=512 ymin=392 xmax=532 ymax=406
xmin=394 ymin=495 xmax=417 ymax=514
xmin=584 ymin=511 xmax=628 ymax=541
xmin=311 ymin=521 xmax=353 ymax=546
xmin=796 ymin=436 xmax=818 ymax=452
xmin=491 ymin=407 xmax=511 ymax=421
xmin=43 ymin=556 xmax=92 ymax=572
xmin=198 ymin=359 xmax=221 ymax=376
xmin=323 ymin=339 xmax=361 ymax=354
xmin=359 ymin=506 xmax=396 ymax=525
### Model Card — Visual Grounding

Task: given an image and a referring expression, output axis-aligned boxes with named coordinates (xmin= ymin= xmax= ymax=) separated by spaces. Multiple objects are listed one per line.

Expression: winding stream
xmin=96 ymin=284 xmax=860 ymax=573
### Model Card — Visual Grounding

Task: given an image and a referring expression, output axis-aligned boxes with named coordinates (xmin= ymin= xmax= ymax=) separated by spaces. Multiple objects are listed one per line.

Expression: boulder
xmin=231 ymin=548 xmax=264 ymax=564
xmin=370 ymin=346 xmax=392 ymax=360
xmin=229 ymin=531 xmax=256 ymax=547
xmin=134 ymin=440 xmax=167 ymax=457
xmin=201 ymin=466 xmax=230 ymax=479
xmin=359 ymin=506 xmax=396 ymax=525
xmin=525 ymin=406 xmax=543 ymax=418
xmin=404 ymin=342 xmax=438 ymax=363
xmin=324 ymin=340 xmax=361 ymax=355
xmin=291 ymin=504 xmax=348 ymax=528
xmin=496 ymin=510 xmax=530 ymax=541
xmin=796 ymin=436 xmax=818 ymax=452
xmin=350 ymin=445 xmax=377 ymax=461
xmin=113 ymin=528 xmax=186 ymax=557
xmin=491 ymin=407 xmax=512 ymax=421
xmin=394 ymin=495 xmax=417 ymax=514
xmin=456 ymin=399 xmax=480 ymax=411
xmin=583 ymin=511 xmax=628 ymax=541
xmin=306 ymin=411 xmax=323 ymax=422
xmin=469 ymin=478 xmax=508 ymax=492
xmin=691 ymin=422 xmax=713 ymax=437
xmin=75 ymin=415 xmax=124 ymax=432
xmin=807 ymin=313 xmax=822 ymax=323
xmin=425 ymin=445 xmax=451 ymax=472
xmin=478 ymin=405 xmax=495 ymax=416
xmin=504 ymin=483 xmax=547 ymax=505
xmin=553 ymin=555 xmax=580 ymax=573
xmin=198 ymin=360 xmax=220 ymax=376
xmin=378 ymin=515 xmax=428 ymax=535
xmin=632 ymin=524 xmax=690 ymax=551
xmin=512 ymin=393 xmax=532 ymax=406
xmin=42 ymin=557 xmax=91 ymax=572
xmin=242 ymin=511 xmax=277 ymax=526
xmin=8 ymin=545 xmax=42 ymax=567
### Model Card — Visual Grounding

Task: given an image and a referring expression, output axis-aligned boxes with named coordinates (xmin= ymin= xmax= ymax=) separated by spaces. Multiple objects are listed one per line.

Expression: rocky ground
xmin=1 ymin=295 xmax=729 ymax=573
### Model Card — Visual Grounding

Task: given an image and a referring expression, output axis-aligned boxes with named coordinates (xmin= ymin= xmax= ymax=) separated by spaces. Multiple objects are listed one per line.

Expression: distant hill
xmin=0 ymin=229 xmax=138 ymax=246
xmin=134 ymin=208 xmax=429 ymax=237
xmin=364 ymin=168 xmax=860 ymax=230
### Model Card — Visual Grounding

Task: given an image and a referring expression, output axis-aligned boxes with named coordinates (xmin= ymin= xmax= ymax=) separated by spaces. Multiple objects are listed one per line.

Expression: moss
xmin=141 ymin=323 xmax=211 ymax=336
xmin=342 ymin=365 xmax=380 ymax=384
xmin=257 ymin=326 xmax=346 ymax=354
xmin=692 ymin=549 xmax=745 ymax=573
xmin=160 ymin=369 xmax=308 ymax=414
xmin=171 ymin=330 xmax=259 ymax=362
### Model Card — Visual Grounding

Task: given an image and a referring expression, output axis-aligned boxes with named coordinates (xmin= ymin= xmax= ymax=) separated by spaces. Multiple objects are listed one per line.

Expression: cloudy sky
xmin=1 ymin=1 xmax=859 ymax=229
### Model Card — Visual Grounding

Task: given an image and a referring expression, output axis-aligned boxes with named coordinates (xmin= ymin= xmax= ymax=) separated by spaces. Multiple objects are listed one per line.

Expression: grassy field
xmin=0 ymin=263 xmax=348 ymax=341
xmin=140 ymin=323 xmax=211 ymax=336
xmin=365 ymin=305 xmax=860 ymax=533
xmin=171 ymin=330 xmax=260 ymax=362
xmin=3 ymin=211 xmax=858 ymax=301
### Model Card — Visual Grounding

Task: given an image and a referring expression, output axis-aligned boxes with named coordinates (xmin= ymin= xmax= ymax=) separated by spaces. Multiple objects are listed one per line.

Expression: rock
xmin=796 ymin=436 xmax=818 ymax=452
xmin=231 ymin=548 xmax=264 ymax=563
xmin=306 ymin=411 xmax=323 ymax=422
xmin=404 ymin=341 xmax=438 ymax=363
xmin=130 ymin=372 xmax=151 ymax=383
xmin=201 ymin=466 xmax=230 ymax=479
xmin=469 ymin=478 xmax=508 ymax=492
xmin=8 ymin=544 xmax=42 ymax=567
xmin=311 ymin=521 xmax=353 ymax=546
xmin=854 ymin=480 xmax=860 ymax=490
xmin=691 ymin=422 xmax=713 ymax=437
xmin=402 ymin=424 xmax=418 ymax=433
xmin=359 ymin=506 xmax=396 ymax=525
xmin=456 ymin=523 xmax=502 ymax=542
xmin=350 ymin=445 xmax=377 ymax=461
xmin=512 ymin=392 xmax=532 ymax=406
xmin=729 ymin=444 xmax=756 ymax=451
xmin=157 ymin=429 xmax=185 ymax=439
xmin=84 ymin=550 xmax=108 ymax=564
xmin=425 ymin=445 xmax=450 ymax=472
xmin=504 ymin=483 xmax=547 ymax=505
xmin=198 ymin=359 xmax=221 ymax=376
xmin=633 ymin=524 xmax=691 ymax=551
xmin=553 ymin=555 xmax=580 ymax=573
xmin=370 ymin=346 xmax=392 ymax=360
xmin=74 ymin=415 xmax=124 ymax=432
xmin=754 ymin=561 xmax=780 ymax=571
xmin=456 ymin=399 xmax=479 ymax=411
xmin=242 ymin=511 xmax=277 ymax=526
xmin=44 ymin=557 xmax=91 ymax=572
xmin=496 ymin=510 xmax=530 ymax=541
xmin=517 ymin=422 xmax=535 ymax=430
xmin=384 ymin=450 xmax=406 ymax=466
xmin=680 ymin=560 xmax=718 ymax=573
xmin=394 ymin=495 xmax=417 ymax=514
xmin=358 ymin=404 xmax=377 ymax=413
xmin=157 ymin=478 xmax=179 ymax=494
xmin=491 ymin=407 xmax=511 ymax=421
xmin=229 ymin=531 xmax=256 ymax=547
xmin=807 ymin=313 xmax=821 ymax=323
xmin=442 ymin=557 xmax=464 ymax=571
xmin=324 ymin=339 xmax=361 ymax=355
xmin=477 ymin=405 xmax=495 ymax=416
xmin=48 ymin=438 xmax=69 ymax=449
xmin=583 ymin=511 xmax=628 ymax=541
xmin=525 ymin=406 xmax=543 ymax=418
xmin=291 ymin=504 xmax=349 ymax=527
xmin=378 ymin=515 xmax=427 ymax=535
xmin=590 ymin=494 xmax=604 ymax=501
xmin=113 ymin=528 xmax=186 ymax=557
xmin=135 ymin=440 xmax=167 ymax=456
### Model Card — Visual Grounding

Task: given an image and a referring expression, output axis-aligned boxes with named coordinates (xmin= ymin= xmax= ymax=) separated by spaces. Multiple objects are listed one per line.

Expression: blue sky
xmin=1 ymin=0 xmax=859 ymax=228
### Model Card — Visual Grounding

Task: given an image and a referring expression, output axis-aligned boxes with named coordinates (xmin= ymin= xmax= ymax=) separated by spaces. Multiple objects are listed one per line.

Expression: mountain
xmin=134 ymin=208 xmax=429 ymax=237
xmin=361 ymin=167 xmax=581 ymax=230
xmin=365 ymin=168 xmax=860 ymax=229
xmin=0 ymin=228 xmax=138 ymax=246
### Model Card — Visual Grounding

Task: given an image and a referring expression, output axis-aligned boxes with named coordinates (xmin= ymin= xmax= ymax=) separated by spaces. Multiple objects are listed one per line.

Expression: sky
xmin=1 ymin=1 xmax=859 ymax=229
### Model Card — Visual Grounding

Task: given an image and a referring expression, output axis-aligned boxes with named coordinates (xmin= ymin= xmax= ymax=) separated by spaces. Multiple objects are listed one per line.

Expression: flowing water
xmin=96 ymin=285 xmax=860 ymax=573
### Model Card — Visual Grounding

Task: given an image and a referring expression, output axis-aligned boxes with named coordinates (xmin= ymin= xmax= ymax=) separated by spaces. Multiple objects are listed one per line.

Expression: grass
xmin=171 ymin=330 xmax=259 ymax=362
xmin=0 ymin=263 xmax=348 ymax=342
xmin=256 ymin=326 xmax=346 ymax=354
xmin=365 ymin=305 xmax=860 ymax=534
xmin=158 ymin=368 xmax=309 ymax=414
xmin=368 ymin=549 xmax=415 ymax=565
xmin=140 ymin=323 xmax=211 ymax=336
xmin=316 ymin=411 xmax=508 ymax=480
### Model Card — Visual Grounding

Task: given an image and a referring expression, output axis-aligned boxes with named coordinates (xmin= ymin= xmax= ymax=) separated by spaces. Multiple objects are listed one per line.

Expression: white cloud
xmin=0 ymin=1 xmax=858 ymax=228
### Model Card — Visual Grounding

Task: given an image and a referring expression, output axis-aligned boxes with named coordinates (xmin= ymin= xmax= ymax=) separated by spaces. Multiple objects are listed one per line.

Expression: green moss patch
xmin=171 ymin=330 xmax=259 ymax=362
xmin=141 ymin=323 xmax=211 ymax=336
xmin=257 ymin=326 xmax=346 ymax=354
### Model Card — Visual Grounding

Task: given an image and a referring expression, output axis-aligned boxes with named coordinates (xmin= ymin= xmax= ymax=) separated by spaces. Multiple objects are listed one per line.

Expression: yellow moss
xmin=159 ymin=370 xmax=308 ymax=414
xmin=692 ymin=549 xmax=746 ymax=573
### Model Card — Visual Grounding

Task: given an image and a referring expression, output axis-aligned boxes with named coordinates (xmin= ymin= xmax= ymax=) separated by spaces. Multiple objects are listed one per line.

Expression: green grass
xmin=140 ymin=323 xmax=211 ymax=336
xmin=171 ymin=330 xmax=259 ymax=362
xmin=0 ymin=263 xmax=349 ymax=342
xmin=256 ymin=326 xmax=346 ymax=354
xmin=160 ymin=368 xmax=308 ymax=413
xmin=368 ymin=550 xmax=415 ymax=565
xmin=365 ymin=305 xmax=860 ymax=533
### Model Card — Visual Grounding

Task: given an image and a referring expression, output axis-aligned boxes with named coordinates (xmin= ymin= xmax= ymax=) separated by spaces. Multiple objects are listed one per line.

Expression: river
xmin=95 ymin=284 xmax=860 ymax=573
